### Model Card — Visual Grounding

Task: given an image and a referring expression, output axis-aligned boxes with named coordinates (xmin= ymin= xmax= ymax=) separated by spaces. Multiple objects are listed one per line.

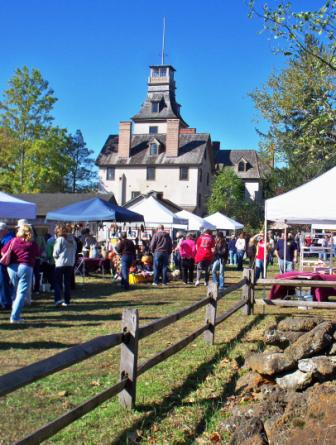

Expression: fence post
xmin=242 ymin=268 xmax=253 ymax=315
xmin=119 ymin=309 xmax=139 ymax=409
xmin=204 ymin=282 xmax=218 ymax=345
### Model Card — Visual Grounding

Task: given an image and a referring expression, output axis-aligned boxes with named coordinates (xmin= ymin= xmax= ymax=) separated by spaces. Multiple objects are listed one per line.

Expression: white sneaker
xmin=61 ymin=302 xmax=68 ymax=307
xmin=10 ymin=318 xmax=25 ymax=324
xmin=204 ymin=282 xmax=208 ymax=286
xmin=195 ymin=281 xmax=200 ymax=287
xmin=152 ymin=283 xmax=158 ymax=287
xmin=55 ymin=300 xmax=62 ymax=307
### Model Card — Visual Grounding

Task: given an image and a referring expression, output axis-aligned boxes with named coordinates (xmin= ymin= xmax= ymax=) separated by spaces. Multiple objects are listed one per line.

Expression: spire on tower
xmin=161 ymin=17 xmax=166 ymax=65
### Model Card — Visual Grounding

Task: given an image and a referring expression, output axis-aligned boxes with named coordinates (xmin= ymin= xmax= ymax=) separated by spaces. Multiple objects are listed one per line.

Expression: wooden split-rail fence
xmin=0 ymin=269 xmax=255 ymax=445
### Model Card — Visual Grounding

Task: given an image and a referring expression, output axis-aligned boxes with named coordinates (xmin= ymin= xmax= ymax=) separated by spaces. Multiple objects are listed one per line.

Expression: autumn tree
xmin=248 ymin=0 xmax=336 ymax=71
xmin=250 ymin=36 xmax=336 ymax=194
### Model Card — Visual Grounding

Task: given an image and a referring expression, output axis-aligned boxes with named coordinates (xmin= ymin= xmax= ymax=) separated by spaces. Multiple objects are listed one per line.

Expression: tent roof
xmin=265 ymin=166 xmax=336 ymax=224
xmin=46 ymin=198 xmax=144 ymax=222
xmin=127 ymin=196 xmax=188 ymax=226
xmin=0 ymin=192 xmax=36 ymax=219
xmin=175 ymin=210 xmax=216 ymax=231
xmin=204 ymin=212 xmax=244 ymax=230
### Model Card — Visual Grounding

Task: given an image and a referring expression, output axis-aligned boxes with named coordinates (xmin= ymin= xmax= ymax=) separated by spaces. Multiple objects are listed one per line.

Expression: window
xmin=206 ymin=173 xmax=210 ymax=186
xmin=151 ymin=101 xmax=159 ymax=113
xmin=238 ymin=161 xmax=246 ymax=172
xmin=199 ymin=168 xmax=202 ymax=182
xmin=147 ymin=167 xmax=155 ymax=180
xmin=106 ymin=167 xmax=115 ymax=180
xmin=131 ymin=191 xmax=140 ymax=199
xmin=149 ymin=126 xmax=158 ymax=134
xmin=180 ymin=167 xmax=189 ymax=180
xmin=149 ymin=143 xmax=158 ymax=156
xmin=152 ymin=67 xmax=167 ymax=77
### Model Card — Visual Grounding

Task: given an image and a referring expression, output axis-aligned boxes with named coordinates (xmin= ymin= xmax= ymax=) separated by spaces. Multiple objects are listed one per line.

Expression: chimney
xmin=118 ymin=121 xmax=132 ymax=158
xmin=166 ymin=119 xmax=180 ymax=157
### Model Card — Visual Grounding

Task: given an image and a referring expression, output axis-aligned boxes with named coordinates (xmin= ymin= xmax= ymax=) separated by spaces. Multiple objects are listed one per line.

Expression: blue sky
xmin=0 ymin=0 xmax=303 ymax=156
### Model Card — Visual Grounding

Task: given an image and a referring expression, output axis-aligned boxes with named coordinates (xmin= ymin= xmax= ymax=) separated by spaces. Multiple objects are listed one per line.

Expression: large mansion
xmin=96 ymin=64 xmax=261 ymax=216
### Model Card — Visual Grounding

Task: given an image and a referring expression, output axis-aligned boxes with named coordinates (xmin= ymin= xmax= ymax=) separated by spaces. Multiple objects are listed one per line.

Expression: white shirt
xmin=235 ymin=238 xmax=246 ymax=251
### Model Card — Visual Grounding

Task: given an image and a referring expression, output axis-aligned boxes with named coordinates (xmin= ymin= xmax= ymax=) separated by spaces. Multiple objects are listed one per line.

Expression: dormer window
xmin=151 ymin=101 xmax=159 ymax=113
xmin=150 ymin=143 xmax=158 ymax=156
xmin=238 ymin=159 xmax=248 ymax=172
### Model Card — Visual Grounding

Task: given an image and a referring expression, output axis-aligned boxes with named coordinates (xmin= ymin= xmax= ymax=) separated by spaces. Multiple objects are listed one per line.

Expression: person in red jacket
xmin=195 ymin=229 xmax=215 ymax=286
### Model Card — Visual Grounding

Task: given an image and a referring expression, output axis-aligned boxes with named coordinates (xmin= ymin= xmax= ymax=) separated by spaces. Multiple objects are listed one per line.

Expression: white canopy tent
xmin=264 ymin=166 xmax=336 ymax=276
xmin=0 ymin=192 xmax=36 ymax=219
xmin=175 ymin=210 xmax=216 ymax=231
xmin=204 ymin=212 xmax=244 ymax=231
xmin=127 ymin=196 xmax=188 ymax=227
xmin=265 ymin=166 xmax=336 ymax=224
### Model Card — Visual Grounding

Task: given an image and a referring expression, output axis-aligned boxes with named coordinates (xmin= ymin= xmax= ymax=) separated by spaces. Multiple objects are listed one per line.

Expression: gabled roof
xmin=215 ymin=149 xmax=261 ymax=179
xmin=124 ymin=191 xmax=182 ymax=213
xmin=96 ymin=133 xmax=212 ymax=167
xmin=13 ymin=193 xmax=116 ymax=217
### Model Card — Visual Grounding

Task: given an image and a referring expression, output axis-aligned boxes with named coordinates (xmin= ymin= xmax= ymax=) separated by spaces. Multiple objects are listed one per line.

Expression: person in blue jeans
xmin=150 ymin=225 xmax=173 ymax=286
xmin=1 ymin=224 xmax=39 ymax=323
xmin=212 ymin=232 xmax=228 ymax=289
xmin=115 ymin=232 xmax=136 ymax=290
xmin=53 ymin=225 xmax=77 ymax=307
xmin=228 ymin=235 xmax=237 ymax=266
xmin=0 ymin=222 xmax=14 ymax=309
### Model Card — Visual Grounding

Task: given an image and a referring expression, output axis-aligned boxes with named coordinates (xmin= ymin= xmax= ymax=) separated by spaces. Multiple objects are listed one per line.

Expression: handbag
xmin=0 ymin=238 xmax=16 ymax=266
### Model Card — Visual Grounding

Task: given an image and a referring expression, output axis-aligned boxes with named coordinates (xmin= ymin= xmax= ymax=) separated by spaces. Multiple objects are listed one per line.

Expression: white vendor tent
xmin=265 ymin=166 xmax=336 ymax=224
xmin=204 ymin=212 xmax=244 ymax=231
xmin=0 ymin=191 xmax=36 ymax=219
xmin=264 ymin=166 xmax=336 ymax=276
xmin=175 ymin=210 xmax=216 ymax=231
xmin=127 ymin=196 xmax=188 ymax=227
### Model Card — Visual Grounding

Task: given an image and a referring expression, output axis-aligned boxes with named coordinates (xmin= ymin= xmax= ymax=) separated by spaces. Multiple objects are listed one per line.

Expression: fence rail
xmin=0 ymin=269 xmax=254 ymax=445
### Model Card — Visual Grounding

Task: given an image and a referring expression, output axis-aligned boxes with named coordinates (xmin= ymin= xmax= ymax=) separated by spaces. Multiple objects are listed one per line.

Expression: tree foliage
xmin=207 ymin=168 xmax=263 ymax=231
xmin=0 ymin=66 xmax=97 ymax=193
xmin=65 ymin=130 xmax=97 ymax=192
xmin=250 ymin=36 xmax=336 ymax=194
xmin=248 ymin=1 xmax=336 ymax=71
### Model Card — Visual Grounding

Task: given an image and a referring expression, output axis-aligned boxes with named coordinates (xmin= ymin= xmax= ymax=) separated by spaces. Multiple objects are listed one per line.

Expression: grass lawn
xmin=0 ymin=264 xmax=331 ymax=445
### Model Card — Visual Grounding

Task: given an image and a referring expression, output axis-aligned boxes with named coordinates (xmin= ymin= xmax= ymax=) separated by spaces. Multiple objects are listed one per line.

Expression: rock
xmin=275 ymin=369 xmax=313 ymax=391
xmin=285 ymin=321 xmax=334 ymax=361
xmin=235 ymin=372 xmax=274 ymax=394
xmin=277 ymin=317 xmax=322 ymax=332
xmin=229 ymin=417 xmax=268 ymax=445
xmin=264 ymin=328 xmax=304 ymax=348
xmin=298 ymin=356 xmax=336 ymax=378
xmin=245 ymin=352 xmax=295 ymax=376
xmin=328 ymin=342 xmax=336 ymax=355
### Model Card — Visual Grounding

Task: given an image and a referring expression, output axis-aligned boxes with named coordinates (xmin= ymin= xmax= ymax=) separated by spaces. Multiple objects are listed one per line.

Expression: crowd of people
xmin=1 ymin=217 xmax=335 ymax=324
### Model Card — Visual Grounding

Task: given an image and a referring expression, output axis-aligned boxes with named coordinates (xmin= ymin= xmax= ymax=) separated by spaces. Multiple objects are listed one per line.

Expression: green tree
xmin=65 ymin=130 xmax=97 ymax=192
xmin=0 ymin=66 xmax=57 ymax=189
xmin=250 ymin=36 xmax=336 ymax=192
xmin=208 ymin=168 xmax=263 ymax=230
xmin=248 ymin=1 xmax=336 ymax=71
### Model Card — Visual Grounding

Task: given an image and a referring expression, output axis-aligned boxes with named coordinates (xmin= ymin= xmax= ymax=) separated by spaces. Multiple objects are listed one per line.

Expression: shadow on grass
xmin=112 ymin=314 xmax=265 ymax=445
xmin=0 ymin=340 xmax=79 ymax=350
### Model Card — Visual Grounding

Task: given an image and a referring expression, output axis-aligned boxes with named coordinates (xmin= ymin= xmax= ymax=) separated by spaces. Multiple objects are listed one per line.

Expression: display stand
xmin=300 ymin=243 xmax=333 ymax=273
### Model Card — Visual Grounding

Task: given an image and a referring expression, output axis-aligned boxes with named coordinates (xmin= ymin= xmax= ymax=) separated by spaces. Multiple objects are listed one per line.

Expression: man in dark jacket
xmin=115 ymin=233 xmax=136 ymax=290
xmin=150 ymin=225 xmax=172 ymax=286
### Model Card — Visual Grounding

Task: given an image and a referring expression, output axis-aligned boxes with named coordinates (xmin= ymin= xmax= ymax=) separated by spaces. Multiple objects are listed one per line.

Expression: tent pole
xmin=284 ymin=223 xmax=287 ymax=273
xmin=263 ymin=216 xmax=267 ymax=278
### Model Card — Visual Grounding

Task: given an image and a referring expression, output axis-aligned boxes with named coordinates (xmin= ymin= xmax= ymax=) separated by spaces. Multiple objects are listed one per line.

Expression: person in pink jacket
xmin=179 ymin=233 xmax=196 ymax=284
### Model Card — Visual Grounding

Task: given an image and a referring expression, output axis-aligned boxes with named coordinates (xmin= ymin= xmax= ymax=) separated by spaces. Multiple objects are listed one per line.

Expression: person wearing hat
xmin=0 ymin=222 xmax=14 ymax=309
